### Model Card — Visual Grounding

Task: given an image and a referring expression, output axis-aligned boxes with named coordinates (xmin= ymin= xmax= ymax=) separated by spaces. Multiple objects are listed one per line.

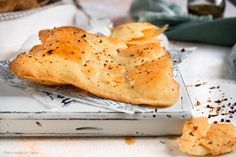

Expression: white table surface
xmin=0 ymin=1 xmax=236 ymax=157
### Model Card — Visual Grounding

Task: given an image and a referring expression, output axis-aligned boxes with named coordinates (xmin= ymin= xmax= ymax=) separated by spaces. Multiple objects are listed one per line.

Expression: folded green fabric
xmin=166 ymin=17 xmax=236 ymax=46
xmin=130 ymin=0 xmax=236 ymax=46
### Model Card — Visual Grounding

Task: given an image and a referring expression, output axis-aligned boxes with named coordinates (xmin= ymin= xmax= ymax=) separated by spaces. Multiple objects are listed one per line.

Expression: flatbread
xmin=9 ymin=25 xmax=179 ymax=106
xmin=179 ymin=117 xmax=211 ymax=156
xmin=179 ymin=117 xmax=236 ymax=156
xmin=201 ymin=124 xmax=236 ymax=155
xmin=112 ymin=22 xmax=167 ymax=46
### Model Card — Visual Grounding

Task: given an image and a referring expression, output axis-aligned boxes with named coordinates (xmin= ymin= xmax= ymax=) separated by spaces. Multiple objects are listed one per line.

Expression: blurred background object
xmin=228 ymin=43 xmax=236 ymax=77
xmin=188 ymin=0 xmax=226 ymax=19
xmin=74 ymin=0 xmax=132 ymax=26
xmin=0 ymin=0 xmax=61 ymax=13
xmin=130 ymin=0 xmax=212 ymax=28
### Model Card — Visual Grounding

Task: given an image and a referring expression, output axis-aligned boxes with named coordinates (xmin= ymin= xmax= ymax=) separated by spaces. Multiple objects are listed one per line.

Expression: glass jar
xmin=188 ymin=0 xmax=226 ymax=19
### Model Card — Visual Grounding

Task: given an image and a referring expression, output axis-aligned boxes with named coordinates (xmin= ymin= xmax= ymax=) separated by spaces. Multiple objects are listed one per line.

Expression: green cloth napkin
xmin=165 ymin=17 xmax=236 ymax=46
xmin=129 ymin=0 xmax=236 ymax=46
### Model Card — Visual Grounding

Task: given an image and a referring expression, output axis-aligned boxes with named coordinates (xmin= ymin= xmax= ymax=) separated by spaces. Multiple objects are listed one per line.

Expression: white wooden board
xmin=0 ymin=36 xmax=193 ymax=136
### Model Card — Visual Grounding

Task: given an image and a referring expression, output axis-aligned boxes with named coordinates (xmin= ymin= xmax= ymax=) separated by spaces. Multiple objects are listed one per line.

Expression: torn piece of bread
xmin=9 ymin=25 xmax=179 ymax=106
xmin=201 ymin=123 xmax=236 ymax=155
xmin=112 ymin=22 xmax=168 ymax=46
xmin=179 ymin=117 xmax=236 ymax=156
xmin=179 ymin=117 xmax=211 ymax=156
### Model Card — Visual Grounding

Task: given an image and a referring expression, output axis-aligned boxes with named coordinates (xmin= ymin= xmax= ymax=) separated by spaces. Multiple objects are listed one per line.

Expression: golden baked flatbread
xmin=179 ymin=117 xmax=211 ymax=156
xmin=179 ymin=117 xmax=236 ymax=156
xmin=9 ymin=25 xmax=179 ymax=106
xmin=201 ymin=124 xmax=236 ymax=155
xmin=112 ymin=22 xmax=168 ymax=46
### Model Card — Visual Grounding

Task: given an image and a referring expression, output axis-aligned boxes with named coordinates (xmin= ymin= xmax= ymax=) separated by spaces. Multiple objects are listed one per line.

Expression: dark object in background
xmin=229 ymin=0 xmax=236 ymax=6
xmin=129 ymin=0 xmax=212 ymax=29
xmin=73 ymin=0 xmax=91 ymax=20
xmin=188 ymin=0 xmax=226 ymax=19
